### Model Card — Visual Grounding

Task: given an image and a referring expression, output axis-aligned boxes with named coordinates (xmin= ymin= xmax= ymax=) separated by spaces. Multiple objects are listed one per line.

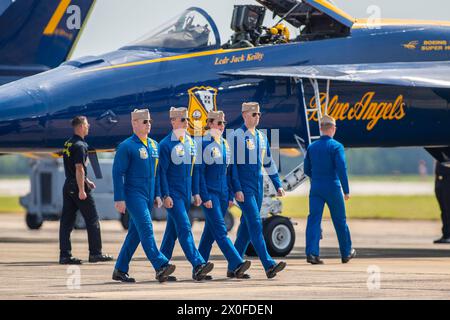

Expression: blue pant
xmin=115 ymin=196 xmax=168 ymax=273
xmin=306 ymin=182 xmax=352 ymax=257
xmin=234 ymin=191 xmax=276 ymax=271
xmin=198 ymin=191 xmax=243 ymax=271
xmin=160 ymin=195 xmax=205 ymax=269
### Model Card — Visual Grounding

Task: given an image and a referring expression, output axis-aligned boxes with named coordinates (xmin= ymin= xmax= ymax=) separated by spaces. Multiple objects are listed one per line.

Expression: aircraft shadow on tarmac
xmin=0 ymin=261 xmax=61 ymax=267
xmin=130 ymin=247 xmax=450 ymax=262
xmin=286 ymin=246 xmax=450 ymax=259
xmin=47 ymin=277 xmax=258 ymax=288
xmin=1 ymin=247 xmax=450 ymax=268
xmin=0 ymin=237 xmax=56 ymax=244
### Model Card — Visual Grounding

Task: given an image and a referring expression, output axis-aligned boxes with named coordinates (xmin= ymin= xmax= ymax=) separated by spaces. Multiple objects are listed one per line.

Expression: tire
xmin=224 ymin=210 xmax=235 ymax=232
xmin=120 ymin=210 xmax=129 ymax=230
xmin=26 ymin=213 xmax=43 ymax=230
xmin=263 ymin=216 xmax=295 ymax=257
xmin=74 ymin=211 xmax=86 ymax=230
xmin=245 ymin=243 xmax=257 ymax=257
xmin=245 ymin=216 xmax=295 ymax=258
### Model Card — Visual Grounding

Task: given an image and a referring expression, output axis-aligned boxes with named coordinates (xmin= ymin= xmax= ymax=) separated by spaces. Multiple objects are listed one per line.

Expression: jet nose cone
xmin=0 ymin=82 xmax=48 ymax=150
xmin=0 ymin=87 xmax=35 ymax=120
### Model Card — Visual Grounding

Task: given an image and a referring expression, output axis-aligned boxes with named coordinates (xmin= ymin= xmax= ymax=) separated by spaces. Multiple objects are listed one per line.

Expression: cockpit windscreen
xmin=123 ymin=8 xmax=221 ymax=52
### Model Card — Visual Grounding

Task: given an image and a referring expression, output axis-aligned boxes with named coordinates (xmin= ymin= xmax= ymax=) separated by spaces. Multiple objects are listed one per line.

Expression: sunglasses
xmin=180 ymin=118 xmax=187 ymax=122
xmin=142 ymin=119 xmax=152 ymax=124
xmin=252 ymin=112 xmax=261 ymax=117
xmin=217 ymin=121 xmax=227 ymax=126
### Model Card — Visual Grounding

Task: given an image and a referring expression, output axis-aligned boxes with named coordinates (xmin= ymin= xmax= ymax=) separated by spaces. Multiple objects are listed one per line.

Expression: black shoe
xmin=112 ymin=269 xmax=135 ymax=283
xmin=306 ymin=255 xmax=323 ymax=265
xmin=59 ymin=256 xmax=82 ymax=265
xmin=156 ymin=263 xmax=176 ymax=283
xmin=227 ymin=271 xmax=251 ymax=279
xmin=342 ymin=249 xmax=357 ymax=263
xmin=89 ymin=253 xmax=114 ymax=263
xmin=434 ymin=237 xmax=450 ymax=244
xmin=196 ymin=275 xmax=213 ymax=281
xmin=193 ymin=262 xmax=214 ymax=281
xmin=266 ymin=261 xmax=286 ymax=279
xmin=166 ymin=276 xmax=177 ymax=282
xmin=232 ymin=260 xmax=251 ymax=278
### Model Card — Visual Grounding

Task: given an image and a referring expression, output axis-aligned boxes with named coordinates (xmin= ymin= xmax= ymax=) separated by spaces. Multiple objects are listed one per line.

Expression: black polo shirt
xmin=63 ymin=134 xmax=88 ymax=181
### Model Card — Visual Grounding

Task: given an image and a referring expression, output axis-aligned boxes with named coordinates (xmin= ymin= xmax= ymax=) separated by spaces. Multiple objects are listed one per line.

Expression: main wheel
xmin=224 ymin=211 xmax=235 ymax=232
xmin=263 ymin=216 xmax=295 ymax=257
xmin=244 ymin=216 xmax=296 ymax=257
xmin=120 ymin=210 xmax=129 ymax=230
xmin=245 ymin=243 xmax=257 ymax=257
xmin=74 ymin=212 xmax=86 ymax=230
xmin=26 ymin=213 xmax=43 ymax=230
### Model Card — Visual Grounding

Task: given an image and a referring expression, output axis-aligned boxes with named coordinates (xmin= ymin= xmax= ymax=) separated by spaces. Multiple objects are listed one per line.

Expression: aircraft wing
xmin=221 ymin=61 xmax=450 ymax=88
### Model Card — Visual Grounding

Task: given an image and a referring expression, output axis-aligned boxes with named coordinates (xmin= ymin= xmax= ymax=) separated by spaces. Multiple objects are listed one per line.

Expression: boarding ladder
xmin=261 ymin=77 xmax=332 ymax=217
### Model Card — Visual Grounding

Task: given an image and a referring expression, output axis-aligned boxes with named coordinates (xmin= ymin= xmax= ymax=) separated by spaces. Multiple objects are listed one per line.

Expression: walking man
xmin=159 ymin=107 xmax=214 ymax=281
xmin=304 ymin=114 xmax=355 ymax=264
xmin=231 ymin=102 xmax=287 ymax=279
xmin=112 ymin=109 xmax=175 ymax=283
xmin=198 ymin=111 xmax=251 ymax=279
xmin=434 ymin=161 xmax=450 ymax=244
xmin=60 ymin=116 xmax=113 ymax=264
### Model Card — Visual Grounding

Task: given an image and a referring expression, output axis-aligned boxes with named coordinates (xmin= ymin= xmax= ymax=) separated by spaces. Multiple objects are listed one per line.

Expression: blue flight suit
xmin=159 ymin=131 xmax=205 ymax=269
xmin=231 ymin=125 xmax=282 ymax=271
xmin=304 ymin=135 xmax=352 ymax=258
xmin=197 ymin=134 xmax=244 ymax=271
xmin=113 ymin=134 xmax=169 ymax=273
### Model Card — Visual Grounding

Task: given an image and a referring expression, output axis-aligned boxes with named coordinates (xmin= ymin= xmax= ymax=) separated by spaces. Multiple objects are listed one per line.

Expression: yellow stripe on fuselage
xmin=77 ymin=47 xmax=254 ymax=74
xmin=353 ymin=18 xmax=450 ymax=29
xmin=43 ymin=0 xmax=72 ymax=35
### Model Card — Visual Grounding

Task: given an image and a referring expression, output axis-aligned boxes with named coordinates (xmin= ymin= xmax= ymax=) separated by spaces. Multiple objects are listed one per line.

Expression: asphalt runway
xmin=0 ymin=213 xmax=449 ymax=300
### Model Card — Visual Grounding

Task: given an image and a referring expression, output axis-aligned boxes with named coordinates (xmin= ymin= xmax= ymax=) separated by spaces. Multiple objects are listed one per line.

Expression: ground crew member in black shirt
xmin=59 ymin=116 xmax=113 ymax=264
xmin=434 ymin=161 xmax=450 ymax=244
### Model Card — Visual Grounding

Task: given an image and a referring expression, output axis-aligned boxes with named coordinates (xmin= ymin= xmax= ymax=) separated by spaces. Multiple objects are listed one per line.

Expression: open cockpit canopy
xmin=122 ymin=7 xmax=221 ymax=52
xmin=224 ymin=0 xmax=354 ymax=48
xmin=122 ymin=1 xmax=355 ymax=53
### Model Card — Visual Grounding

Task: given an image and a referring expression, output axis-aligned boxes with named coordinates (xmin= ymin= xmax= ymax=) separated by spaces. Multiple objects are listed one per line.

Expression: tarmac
xmin=0 ymin=213 xmax=449 ymax=300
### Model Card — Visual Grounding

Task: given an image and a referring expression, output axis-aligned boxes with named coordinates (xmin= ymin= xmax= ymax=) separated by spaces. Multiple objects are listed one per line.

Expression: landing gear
xmin=224 ymin=211 xmax=235 ymax=232
xmin=264 ymin=216 xmax=296 ymax=257
xmin=120 ymin=210 xmax=129 ymax=230
xmin=245 ymin=215 xmax=296 ymax=257
xmin=25 ymin=213 xmax=43 ymax=230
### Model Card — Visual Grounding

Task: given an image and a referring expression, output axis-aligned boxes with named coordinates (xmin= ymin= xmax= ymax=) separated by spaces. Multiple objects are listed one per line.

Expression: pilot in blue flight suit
xmin=304 ymin=114 xmax=356 ymax=264
xmin=231 ymin=102 xmax=287 ymax=279
xmin=197 ymin=111 xmax=251 ymax=279
xmin=159 ymin=107 xmax=214 ymax=281
xmin=112 ymin=109 xmax=176 ymax=283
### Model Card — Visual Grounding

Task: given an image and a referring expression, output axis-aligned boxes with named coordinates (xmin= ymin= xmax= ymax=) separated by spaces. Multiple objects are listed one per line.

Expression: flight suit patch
xmin=246 ymin=138 xmax=256 ymax=150
xmin=139 ymin=147 xmax=148 ymax=159
xmin=211 ymin=147 xmax=221 ymax=158
xmin=175 ymin=144 xmax=185 ymax=156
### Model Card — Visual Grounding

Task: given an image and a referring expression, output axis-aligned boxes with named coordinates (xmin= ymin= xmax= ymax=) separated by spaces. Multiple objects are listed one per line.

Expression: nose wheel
xmin=245 ymin=215 xmax=295 ymax=257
